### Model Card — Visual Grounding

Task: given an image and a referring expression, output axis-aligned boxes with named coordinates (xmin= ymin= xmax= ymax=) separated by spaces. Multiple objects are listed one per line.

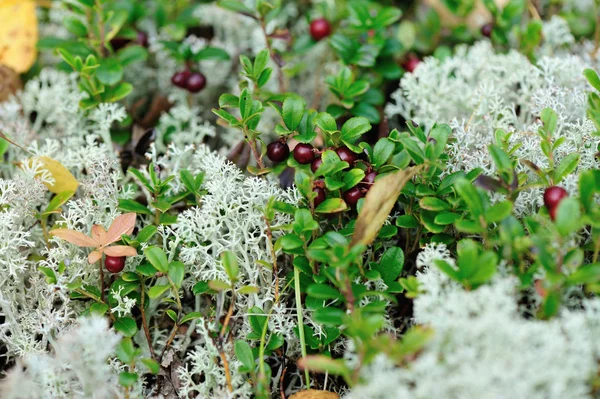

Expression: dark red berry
xmin=361 ymin=171 xmax=377 ymax=190
xmin=402 ymin=55 xmax=421 ymax=73
xmin=313 ymin=186 xmax=326 ymax=207
xmin=481 ymin=23 xmax=493 ymax=38
xmin=544 ymin=186 xmax=568 ymax=221
xmin=136 ymin=30 xmax=149 ymax=47
xmin=266 ymin=141 xmax=289 ymax=163
xmin=186 ymin=72 xmax=207 ymax=93
xmin=109 ymin=37 xmax=130 ymax=51
xmin=335 ymin=146 xmax=357 ymax=166
xmin=310 ymin=18 xmax=332 ymax=41
xmin=311 ymin=157 xmax=323 ymax=173
xmin=293 ymin=143 xmax=315 ymax=164
xmin=343 ymin=187 xmax=364 ymax=208
xmin=171 ymin=70 xmax=190 ymax=88
xmin=105 ymin=255 xmax=126 ymax=273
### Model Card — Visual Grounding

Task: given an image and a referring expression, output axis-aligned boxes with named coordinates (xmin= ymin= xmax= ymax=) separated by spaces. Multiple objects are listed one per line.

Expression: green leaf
xmin=119 ymin=199 xmax=152 ymax=215
xmin=168 ymin=261 xmax=185 ymax=288
xmin=144 ymin=247 xmax=168 ymax=273
xmin=116 ymin=338 xmax=135 ymax=363
xmin=540 ymin=108 xmax=558 ymax=137
xmin=180 ymin=312 xmax=203 ymax=324
xmin=89 ymin=302 xmax=109 ymax=316
xmin=555 ymin=198 xmax=581 ymax=237
xmin=119 ymin=371 xmax=138 ymax=387
xmin=107 ymin=82 xmax=132 ymax=102
xmin=554 ymin=153 xmax=580 ymax=183
xmin=235 ymin=340 xmax=255 ymax=371
xmin=454 ymin=178 xmax=484 ymax=217
xmin=419 ymin=197 xmax=451 ymax=211
xmin=96 ymin=58 xmax=123 ymax=86
xmin=343 ymin=169 xmax=365 ymax=190
xmin=113 ymin=317 xmax=138 ymax=337
xmin=306 ymin=284 xmax=341 ymax=300
xmin=148 ymin=284 xmax=170 ymax=298
xmin=282 ymin=97 xmax=305 ymax=131
xmin=298 ymin=355 xmax=350 ymax=380
xmin=279 ymin=234 xmax=304 ymax=250
xmin=136 ymin=225 xmax=157 ymax=242
xmin=488 ymin=145 xmax=512 ymax=171
xmin=312 ymin=307 xmax=345 ymax=325
xmin=44 ymin=191 xmax=75 ymax=214
xmin=584 ymin=68 xmax=600 ymax=92
xmin=315 ymin=198 xmax=348 ymax=213
xmin=341 ymin=117 xmax=371 ymax=143
xmin=166 ymin=309 xmax=177 ymax=322
xmin=117 ymin=45 xmax=148 ymax=66
xmin=192 ymin=281 xmax=210 ymax=295
xmin=64 ymin=17 xmax=88 ymax=37
xmin=372 ymin=138 xmax=394 ymax=166
xmin=208 ymin=279 xmax=230 ymax=291
xmin=485 ymin=201 xmax=512 ymax=223
xmin=314 ymin=112 xmax=337 ymax=132
xmin=195 ymin=46 xmax=230 ymax=61
xmin=374 ymin=246 xmax=404 ymax=283
xmin=136 ymin=263 xmax=157 ymax=277
xmin=221 ymin=251 xmax=239 ymax=282
xmin=141 ymin=358 xmax=160 ymax=375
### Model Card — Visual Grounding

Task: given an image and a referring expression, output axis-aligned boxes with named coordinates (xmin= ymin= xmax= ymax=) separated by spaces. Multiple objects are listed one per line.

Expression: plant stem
xmin=140 ymin=279 xmax=156 ymax=360
xmin=294 ymin=266 xmax=310 ymax=387
xmin=264 ymin=216 xmax=280 ymax=302
xmin=98 ymin=258 xmax=105 ymax=302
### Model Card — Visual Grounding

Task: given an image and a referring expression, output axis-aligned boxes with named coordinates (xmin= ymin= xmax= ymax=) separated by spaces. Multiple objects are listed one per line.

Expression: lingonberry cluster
xmin=171 ymin=70 xmax=207 ymax=93
xmin=266 ymin=140 xmax=377 ymax=209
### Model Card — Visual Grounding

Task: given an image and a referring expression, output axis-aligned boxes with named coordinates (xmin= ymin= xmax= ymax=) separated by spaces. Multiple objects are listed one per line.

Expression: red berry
xmin=335 ymin=146 xmax=357 ymax=166
xmin=136 ymin=30 xmax=149 ymax=47
xmin=343 ymin=187 xmax=364 ymax=208
xmin=313 ymin=186 xmax=326 ymax=207
xmin=311 ymin=157 xmax=323 ymax=173
xmin=110 ymin=37 xmax=130 ymax=51
xmin=293 ymin=143 xmax=315 ymax=164
xmin=310 ymin=18 xmax=332 ymax=41
xmin=186 ymin=72 xmax=207 ymax=93
xmin=361 ymin=171 xmax=377 ymax=189
xmin=266 ymin=141 xmax=289 ymax=163
xmin=171 ymin=70 xmax=190 ymax=88
xmin=402 ymin=55 xmax=421 ymax=73
xmin=544 ymin=186 xmax=568 ymax=221
xmin=481 ymin=23 xmax=493 ymax=38
xmin=105 ymin=255 xmax=126 ymax=273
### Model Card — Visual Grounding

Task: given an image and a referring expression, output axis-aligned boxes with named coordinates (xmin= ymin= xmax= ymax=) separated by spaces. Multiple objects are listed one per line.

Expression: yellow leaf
xmin=0 ymin=0 xmax=38 ymax=73
xmin=351 ymin=167 xmax=419 ymax=248
xmin=289 ymin=390 xmax=339 ymax=399
xmin=26 ymin=156 xmax=79 ymax=194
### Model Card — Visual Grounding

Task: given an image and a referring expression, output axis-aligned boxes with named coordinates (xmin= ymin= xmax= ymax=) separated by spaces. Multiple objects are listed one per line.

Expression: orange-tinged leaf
xmin=88 ymin=250 xmax=102 ymax=264
xmin=91 ymin=224 xmax=107 ymax=244
xmin=0 ymin=65 xmax=21 ymax=102
xmin=289 ymin=390 xmax=339 ymax=399
xmin=0 ymin=0 xmax=38 ymax=73
xmin=25 ymin=156 xmax=79 ymax=194
xmin=105 ymin=213 xmax=136 ymax=244
xmin=351 ymin=167 xmax=419 ymax=247
xmin=104 ymin=245 xmax=137 ymax=257
xmin=50 ymin=228 xmax=97 ymax=247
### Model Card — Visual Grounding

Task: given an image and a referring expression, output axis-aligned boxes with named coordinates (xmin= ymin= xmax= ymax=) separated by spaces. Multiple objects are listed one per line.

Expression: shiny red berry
xmin=310 ymin=18 xmax=332 ymax=41
xmin=402 ymin=55 xmax=421 ymax=73
xmin=335 ymin=146 xmax=357 ymax=166
xmin=361 ymin=171 xmax=377 ymax=189
xmin=171 ymin=70 xmax=190 ymax=88
xmin=343 ymin=187 xmax=364 ymax=208
xmin=313 ymin=186 xmax=326 ymax=207
xmin=293 ymin=143 xmax=315 ymax=164
xmin=105 ymin=255 xmax=126 ymax=273
xmin=481 ymin=23 xmax=493 ymax=38
xmin=136 ymin=30 xmax=149 ymax=47
xmin=266 ymin=141 xmax=289 ymax=163
xmin=544 ymin=186 xmax=568 ymax=221
xmin=311 ymin=157 xmax=323 ymax=173
xmin=186 ymin=72 xmax=207 ymax=93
